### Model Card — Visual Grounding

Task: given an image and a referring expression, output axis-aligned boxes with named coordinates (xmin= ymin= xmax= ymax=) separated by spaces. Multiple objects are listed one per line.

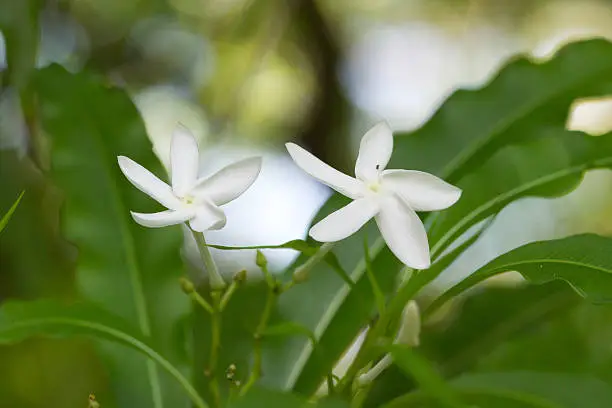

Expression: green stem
xmin=208 ymin=291 xmax=222 ymax=407
xmin=293 ymin=242 xmax=335 ymax=282
xmin=192 ymin=230 xmax=226 ymax=290
xmin=240 ymin=263 xmax=277 ymax=395
xmin=219 ymin=280 xmax=238 ymax=311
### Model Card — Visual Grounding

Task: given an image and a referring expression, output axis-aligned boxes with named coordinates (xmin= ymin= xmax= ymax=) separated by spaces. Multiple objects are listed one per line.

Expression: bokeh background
xmin=1 ymin=0 xmax=611 ymax=407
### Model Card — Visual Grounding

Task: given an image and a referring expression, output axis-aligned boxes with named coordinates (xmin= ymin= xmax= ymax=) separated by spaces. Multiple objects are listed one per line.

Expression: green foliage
xmin=268 ymin=38 xmax=612 ymax=397
xmin=0 ymin=299 xmax=207 ymax=408
xmin=427 ymin=234 xmax=612 ymax=317
xmin=0 ymin=191 xmax=24 ymax=233
xmin=32 ymin=65 xmax=190 ymax=408
xmin=384 ymin=372 xmax=612 ymax=408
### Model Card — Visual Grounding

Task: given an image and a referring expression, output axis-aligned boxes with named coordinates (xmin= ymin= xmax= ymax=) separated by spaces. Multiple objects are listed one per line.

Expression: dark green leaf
xmin=0 ymin=191 xmax=24 ymax=233
xmin=0 ymin=300 xmax=207 ymax=408
xmin=383 ymin=372 xmax=612 ymax=408
xmin=387 ymin=345 xmax=468 ymax=408
xmin=33 ymin=65 xmax=189 ymax=407
xmin=426 ymin=234 xmax=612 ymax=318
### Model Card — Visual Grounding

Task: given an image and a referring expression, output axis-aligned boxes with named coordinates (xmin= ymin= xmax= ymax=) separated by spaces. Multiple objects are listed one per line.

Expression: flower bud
xmin=233 ymin=269 xmax=247 ymax=284
xmin=394 ymin=300 xmax=420 ymax=347
xmin=179 ymin=277 xmax=195 ymax=294
xmin=255 ymin=250 xmax=268 ymax=268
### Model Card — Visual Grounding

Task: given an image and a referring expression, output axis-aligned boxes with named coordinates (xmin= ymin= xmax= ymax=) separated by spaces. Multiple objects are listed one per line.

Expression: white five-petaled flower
xmin=118 ymin=127 xmax=262 ymax=232
xmin=285 ymin=122 xmax=461 ymax=269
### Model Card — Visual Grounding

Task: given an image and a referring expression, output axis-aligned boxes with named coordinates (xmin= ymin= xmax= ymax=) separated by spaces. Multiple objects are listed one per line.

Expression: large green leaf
xmin=383 ymin=372 xmax=612 ymax=408
xmin=0 ymin=300 xmax=207 ymax=408
xmin=426 ymin=234 xmax=612 ymax=317
xmin=270 ymin=39 xmax=612 ymax=396
xmin=428 ymin=131 xmax=612 ymax=257
xmin=33 ymin=65 xmax=189 ymax=407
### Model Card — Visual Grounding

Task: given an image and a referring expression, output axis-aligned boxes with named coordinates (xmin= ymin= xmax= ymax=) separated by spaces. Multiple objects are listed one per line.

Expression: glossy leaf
xmin=33 ymin=65 xmax=189 ymax=407
xmin=0 ymin=300 xmax=207 ymax=408
xmin=275 ymin=39 xmax=612 ymax=396
xmin=428 ymin=131 xmax=612 ymax=258
xmin=0 ymin=191 xmax=24 ymax=233
xmin=426 ymin=234 xmax=612 ymax=318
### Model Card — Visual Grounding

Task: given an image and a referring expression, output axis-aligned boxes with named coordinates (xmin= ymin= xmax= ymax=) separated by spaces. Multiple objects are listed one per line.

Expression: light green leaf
xmin=33 ymin=65 xmax=189 ymax=407
xmin=0 ymin=191 xmax=24 ymax=233
xmin=0 ymin=300 xmax=207 ymax=408
xmin=426 ymin=234 xmax=612 ymax=318
xmin=261 ymin=322 xmax=317 ymax=345
xmin=275 ymin=39 xmax=612 ymax=397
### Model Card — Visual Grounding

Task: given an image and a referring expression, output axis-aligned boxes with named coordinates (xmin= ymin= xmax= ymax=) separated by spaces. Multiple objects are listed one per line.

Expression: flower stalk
xmin=192 ymin=230 xmax=226 ymax=290
xmin=240 ymin=251 xmax=277 ymax=396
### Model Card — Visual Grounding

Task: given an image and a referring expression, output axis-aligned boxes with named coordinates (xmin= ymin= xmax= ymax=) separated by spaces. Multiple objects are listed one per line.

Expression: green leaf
xmin=0 ymin=300 xmax=207 ymax=408
xmin=384 ymin=372 xmax=612 ymax=408
xmin=33 ymin=65 xmax=189 ymax=407
xmin=261 ymin=322 xmax=317 ymax=345
xmin=427 ymin=131 xmax=612 ymax=258
xmin=266 ymin=39 xmax=612 ymax=396
xmin=390 ymin=38 xmax=612 ymax=183
xmin=0 ymin=191 xmax=24 ymax=233
xmin=227 ymin=387 xmax=348 ymax=408
xmin=426 ymin=234 xmax=612 ymax=318
xmin=204 ymin=239 xmax=319 ymax=256
xmin=365 ymin=282 xmax=578 ymax=407
xmin=387 ymin=345 xmax=468 ymax=408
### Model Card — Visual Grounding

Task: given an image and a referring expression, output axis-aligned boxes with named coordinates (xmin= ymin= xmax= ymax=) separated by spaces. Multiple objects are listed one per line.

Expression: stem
xmin=357 ymin=354 xmax=393 ymax=385
xmin=192 ymin=230 xmax=226 ymax=290
xmin=208 ymin=291 xmax=222 ymax=407
xmin=293 ymin=242 xmax=335 ymax=282
xmin=240 ymin=263 xmax=277 ymax=395
xmin=219 ymin=280 xmax=238 ymax=311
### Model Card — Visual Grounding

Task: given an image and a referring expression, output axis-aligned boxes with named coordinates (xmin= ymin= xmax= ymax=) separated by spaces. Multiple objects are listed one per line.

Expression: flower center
xmin=181 ymin=194 xmax=196 ymax=206
xmin=367 ymin=182 xmax=381 ymax=193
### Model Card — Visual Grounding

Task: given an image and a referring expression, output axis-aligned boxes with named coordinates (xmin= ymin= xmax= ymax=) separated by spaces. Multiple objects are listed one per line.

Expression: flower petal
xmin=191 ymin=157 xmax=262 ymax=206
xmin=382 ymin=170 xmax=462 ymax=211
xmin=355 ymin=122 xmax=394 ymax=182
xmin=309 ymin=198 xmax=379 ymax=242
xmin=286 ymin=142 xmax=364 ymax=199
xmin=189 ymin=201 xmax=227 ymax=232
xmin=376 ymin=195 xmax=430 ymax=269
xmin=118 ymin=156 xmax=180 ymax=209
xmin=131 ymin=209 xmax=191 ymax=228
xmin=170 ymin=126 xmax=200 ymax=197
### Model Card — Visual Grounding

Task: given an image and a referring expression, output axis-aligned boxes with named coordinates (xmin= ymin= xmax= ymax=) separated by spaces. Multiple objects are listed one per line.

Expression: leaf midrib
xmin=86 ymin=108 xmax=163 ymax=406
xmin=431 ymin=156 xmax=612 ymax=258
xmin=439 ymin=62 xmax=612 ymax=181
xmin=0 ymin=317 xmax=207 ymax=408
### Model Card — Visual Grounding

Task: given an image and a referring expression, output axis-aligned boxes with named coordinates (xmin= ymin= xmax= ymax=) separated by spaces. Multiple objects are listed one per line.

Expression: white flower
xmin=285 ymin=122 xmax=461 ymax=269
xmin=118 ymin=127 xmax=262 ymax=232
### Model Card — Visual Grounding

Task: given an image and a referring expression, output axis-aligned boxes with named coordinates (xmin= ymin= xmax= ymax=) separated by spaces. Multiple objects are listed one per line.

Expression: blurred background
xmin=1 ymin=0 xmax=612 ymax=407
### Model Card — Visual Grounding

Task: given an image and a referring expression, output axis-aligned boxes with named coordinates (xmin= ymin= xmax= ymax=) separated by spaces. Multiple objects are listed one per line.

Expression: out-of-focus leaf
xmin=0 ymin=299 xmax=207 ymax=408
xmin=227 ymin=387 xmax=348 ymax=408
xmin=384 ymin=372 xmax=612 ymax=408
xmin=0 ymin=0 xmax=41 ymax=90
xmin=387 ymin=345 xmax=467 ymax=408
xmin=33 ymin=65 xmax=189 ymax=408
xmin=427 ymin=132 xmax=612 ymax=258
xmin=270 ymin=39 xmax=612 ymax=396
xmin=261 ymin=322 xmax=316 ymax=345
xmin=0 ymin=191 xmax=24 ymax=233
xmin=426 ymin=234 xmax=612 ymax=318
